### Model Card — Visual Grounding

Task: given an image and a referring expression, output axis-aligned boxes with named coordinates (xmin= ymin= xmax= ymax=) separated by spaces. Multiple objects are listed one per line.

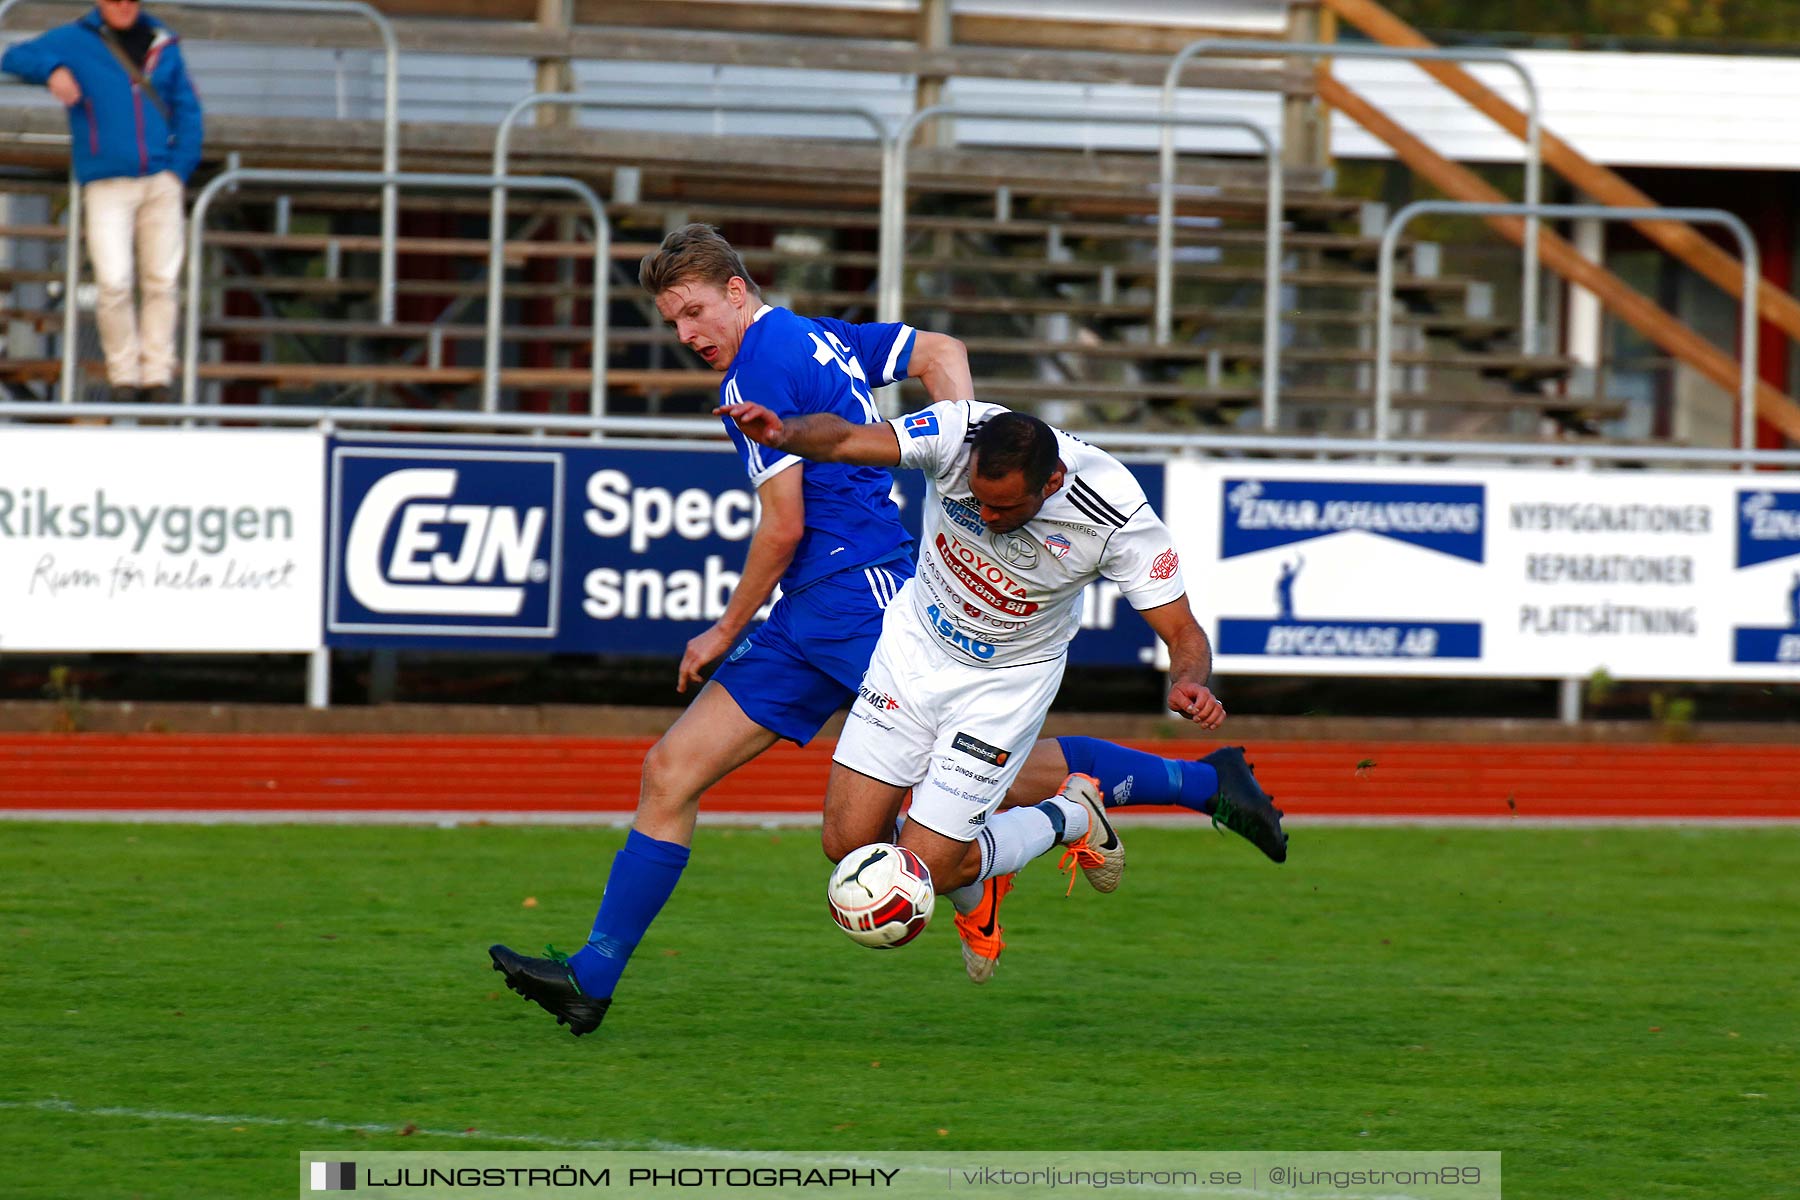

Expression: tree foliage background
xmin=1385 ymin=1 xmax=1800 ymax=41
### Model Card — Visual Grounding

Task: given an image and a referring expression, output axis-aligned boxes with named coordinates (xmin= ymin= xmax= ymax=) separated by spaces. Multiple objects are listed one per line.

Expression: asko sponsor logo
xmin=935 ymin=532 xmax=1038 ymax=617
xmin=330 ymin=448 xmax=560 ymax=635
xmin=925 ymin=602 xmax=997 ymax=660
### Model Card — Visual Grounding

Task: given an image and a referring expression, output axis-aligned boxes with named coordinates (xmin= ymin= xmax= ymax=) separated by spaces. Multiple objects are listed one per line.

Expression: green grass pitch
xmin=2 ymin=821 xmax=1795 ymax=1198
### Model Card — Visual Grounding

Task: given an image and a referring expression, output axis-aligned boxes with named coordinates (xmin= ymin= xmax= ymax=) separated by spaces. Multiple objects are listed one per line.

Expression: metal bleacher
xmin=0 ymin=0 xmax=1599 ymax=436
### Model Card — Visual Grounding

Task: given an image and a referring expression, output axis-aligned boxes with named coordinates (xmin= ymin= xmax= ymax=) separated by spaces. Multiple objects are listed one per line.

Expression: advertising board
xmin=0 ymin=429 xmax=324 ymax=652
xmin=1172 ymin=461 xmax=1800 ymax=682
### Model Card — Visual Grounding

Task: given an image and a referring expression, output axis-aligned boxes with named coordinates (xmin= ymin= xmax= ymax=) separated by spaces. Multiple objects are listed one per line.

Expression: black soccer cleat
xmin=488 ymin=944 xmax=611 ymax=1037
xmin=1201 ymin=746 xmax=1288 ymax=864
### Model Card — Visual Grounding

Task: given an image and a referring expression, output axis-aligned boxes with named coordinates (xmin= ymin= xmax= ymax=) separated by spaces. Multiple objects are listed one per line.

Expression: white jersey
xmin=887 ymin=399 xmax=1187 ymax=668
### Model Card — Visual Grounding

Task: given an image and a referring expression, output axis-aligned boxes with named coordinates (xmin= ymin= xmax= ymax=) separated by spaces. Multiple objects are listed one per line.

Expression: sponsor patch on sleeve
xmin=951 ymin=730 xmax=1011 ymax=766
xmin=901 ymin=411 xmax=940 ymax=438
xmin=1149 ymin=548 xmax=1180 ymax=580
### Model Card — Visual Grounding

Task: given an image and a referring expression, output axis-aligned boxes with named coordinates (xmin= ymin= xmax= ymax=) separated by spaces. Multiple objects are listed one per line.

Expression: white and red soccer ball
xmin=827 ymin=843 xmax=935 ymax=948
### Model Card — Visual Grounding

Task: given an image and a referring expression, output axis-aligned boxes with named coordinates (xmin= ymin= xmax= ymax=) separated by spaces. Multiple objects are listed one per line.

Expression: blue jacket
xmin=2 ymin=9 xmax=204 ymax=184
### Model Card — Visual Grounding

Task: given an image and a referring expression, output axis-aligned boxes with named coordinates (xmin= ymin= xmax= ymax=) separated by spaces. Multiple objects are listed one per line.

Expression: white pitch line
xmin=0 ymin=809 xmax=1793 ymax=829
xmin=1233 ymin=815 xmax=1800 ymax=829
xmin=0 ymin=1100 xmax=1037 ymax=1183
xmin=0 ymin=1098 xmax=702 ymax=1152
xmin=3 ymin=1101 xmax=1452 ymax=1200
xmin=0 ymin=809 xmax=817 ymax=828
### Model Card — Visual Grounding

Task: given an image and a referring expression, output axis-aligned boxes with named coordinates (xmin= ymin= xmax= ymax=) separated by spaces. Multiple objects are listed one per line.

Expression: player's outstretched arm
xmin=907 ymin=331 xmax=974 ymax=402
xmin=1140 ymin=596 xmax=1225 ymax=729
xmin=716 ymin=401 xmax=902 ymax=467
xmin=677 ymin=466 xmax=804 ymax=693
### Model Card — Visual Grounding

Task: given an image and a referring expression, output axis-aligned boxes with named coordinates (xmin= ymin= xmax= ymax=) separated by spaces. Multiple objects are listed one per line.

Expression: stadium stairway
xmin=0 ymin=105 xmax=1583 ymax=432
xmin=2 ymin=734 xmax=1795 ymax=820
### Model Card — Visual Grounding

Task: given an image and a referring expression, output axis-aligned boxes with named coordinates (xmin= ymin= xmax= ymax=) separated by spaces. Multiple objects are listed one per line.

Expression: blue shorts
xmin=712 ymin=556 xmax=913 ymax=745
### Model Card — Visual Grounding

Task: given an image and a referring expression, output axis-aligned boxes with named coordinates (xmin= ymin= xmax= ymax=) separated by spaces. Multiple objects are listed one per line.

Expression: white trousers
xmin=834 ymin=579 xmax=1067 ymax=843
xmin=84 ymin=171 xmax=185 ymax=388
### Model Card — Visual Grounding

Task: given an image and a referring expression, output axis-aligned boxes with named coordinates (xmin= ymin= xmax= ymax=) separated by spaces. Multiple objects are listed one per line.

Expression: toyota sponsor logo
xmin=935 ymin=532 xmax=1038 ymax=617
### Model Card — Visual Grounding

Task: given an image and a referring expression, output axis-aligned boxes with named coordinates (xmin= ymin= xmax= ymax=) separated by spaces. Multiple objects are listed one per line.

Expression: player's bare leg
xmin=880 ymin=774 xmax=1112 ymax=985
xmin=880 ymin=814 xmax=1021 ymax=986
xmin=933 ymin=741 xmax=1094 ymax=985
xmin=490 ymin=681 xmax=781 ymax=1036
xmin=892 ymin=818 xmax=981 ymax=891
xmin=635 ymin=681 xmax=782 ymax=844
xmin=821 ymin=759 xmax=956 ymax=867
xmin=1003 ymin=739 xmax=1074 ymax=807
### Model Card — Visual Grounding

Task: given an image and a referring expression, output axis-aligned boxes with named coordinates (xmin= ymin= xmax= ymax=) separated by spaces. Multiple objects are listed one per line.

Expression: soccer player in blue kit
xmin=489 ymin=225 xmax=1285 ymax=1036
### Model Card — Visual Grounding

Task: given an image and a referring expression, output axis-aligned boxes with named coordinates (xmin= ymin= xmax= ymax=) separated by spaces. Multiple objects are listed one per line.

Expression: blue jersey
xmin=720 ymin=306 xmax=915 ymax=593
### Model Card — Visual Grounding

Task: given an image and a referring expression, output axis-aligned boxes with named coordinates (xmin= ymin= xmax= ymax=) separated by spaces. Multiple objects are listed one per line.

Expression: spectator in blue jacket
xmin=3 ymin=0 xmax=204 ymax=402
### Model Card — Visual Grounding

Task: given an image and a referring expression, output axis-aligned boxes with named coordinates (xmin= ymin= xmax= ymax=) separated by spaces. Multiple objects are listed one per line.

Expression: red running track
xmin=3 ymin=734 xmax=1797 ymax=818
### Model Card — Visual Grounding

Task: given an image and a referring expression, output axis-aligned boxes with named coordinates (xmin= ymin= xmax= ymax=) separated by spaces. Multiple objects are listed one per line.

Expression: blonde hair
xmin=638 ymin=223 xmax=760 ymax=298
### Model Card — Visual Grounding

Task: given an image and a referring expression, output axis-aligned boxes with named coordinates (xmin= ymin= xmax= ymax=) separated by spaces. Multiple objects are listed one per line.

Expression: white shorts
xmin=834 ymin=579 xmax=1067 ymax=842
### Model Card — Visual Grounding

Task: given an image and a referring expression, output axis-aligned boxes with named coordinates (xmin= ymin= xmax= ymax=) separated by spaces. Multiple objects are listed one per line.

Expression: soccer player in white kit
xmin=720 ymin=395 xmax=1262 ymax=972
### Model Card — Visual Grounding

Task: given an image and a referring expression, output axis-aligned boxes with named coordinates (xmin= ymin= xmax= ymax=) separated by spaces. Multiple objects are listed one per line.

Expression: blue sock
xmin=1057 ymin=736 xmax=1220 ymax=814
xmin=567 ymin=829 xmax=691 ymax=998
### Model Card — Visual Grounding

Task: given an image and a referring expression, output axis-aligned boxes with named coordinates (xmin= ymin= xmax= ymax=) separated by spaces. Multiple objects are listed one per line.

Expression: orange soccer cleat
xmin=952 ymin=872 xmax=1015 ymax=984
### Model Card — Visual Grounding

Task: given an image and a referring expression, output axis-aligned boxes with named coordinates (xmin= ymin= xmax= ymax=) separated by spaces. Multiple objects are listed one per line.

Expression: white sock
xmin=927 ymin=807 xmax=1086 ymax=914
xmin=973 ymin=807 xmax=1059 ymax=884
xmin=948 ymin=879 xmax=985 ymax=915
xmin=1043 ymin=795 xmax=1090 ymax=843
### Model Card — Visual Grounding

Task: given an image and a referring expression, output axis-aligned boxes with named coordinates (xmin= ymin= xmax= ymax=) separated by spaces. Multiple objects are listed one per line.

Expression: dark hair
xmin=638 ymin=223 xmax=760 ymax=298
xmin=971 ymin=411 xmax=1059 ymax=492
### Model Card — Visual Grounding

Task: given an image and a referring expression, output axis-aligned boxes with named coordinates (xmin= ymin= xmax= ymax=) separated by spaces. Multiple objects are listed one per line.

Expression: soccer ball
xmin=827 ymin=843 xmax=935 ymax=949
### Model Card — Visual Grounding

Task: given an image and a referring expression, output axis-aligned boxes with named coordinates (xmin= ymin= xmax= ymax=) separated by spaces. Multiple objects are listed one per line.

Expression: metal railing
xmin=488 ymin=94 xmax=891 ymax=413
xmin=12 ymin=17 xmax=1763 ymax=461
xmin=6 ymin=399 xmax=1798 ymax=470
xmin=880 ymin=104 xmax=1282 ymax=428
xmin=1 ymin=0 xmax=403 ymax=323
xmin=184 ymin=168 xmax=610 ymax=414
xmin=1376 ymin=201 xmax=1759 ymax=457
xmin=1160 ymin=38 xmax=1545 ymax=356
xmin=0 ymin=71 xmax=77 ymax=402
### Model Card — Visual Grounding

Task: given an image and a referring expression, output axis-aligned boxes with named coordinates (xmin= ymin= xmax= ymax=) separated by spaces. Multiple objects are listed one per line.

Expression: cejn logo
xmin=329 ymin=448 xmax=562 ymax=637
